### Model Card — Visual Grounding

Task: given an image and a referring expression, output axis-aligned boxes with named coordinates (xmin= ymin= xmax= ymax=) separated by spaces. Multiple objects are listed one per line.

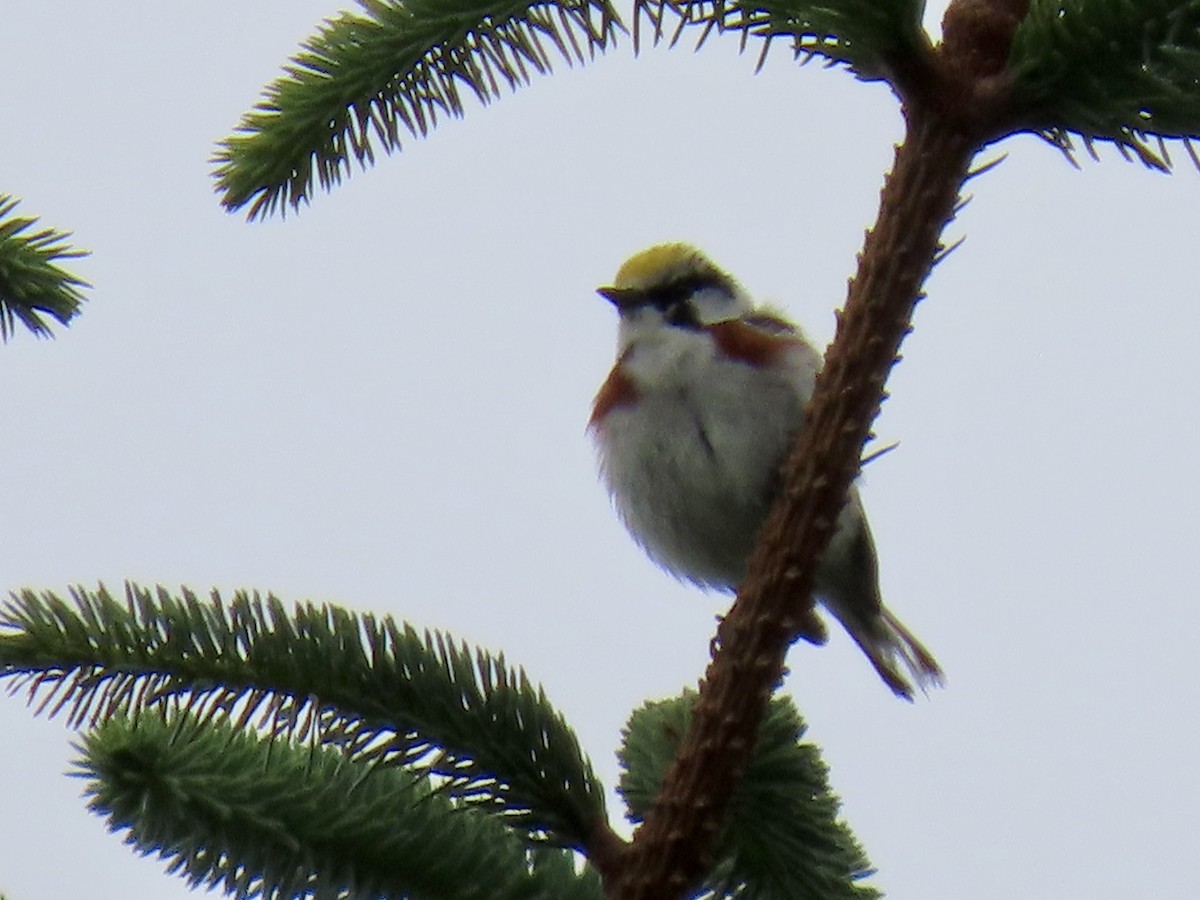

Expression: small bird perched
xmin=588 ymin=242 xmax=942 ymax=699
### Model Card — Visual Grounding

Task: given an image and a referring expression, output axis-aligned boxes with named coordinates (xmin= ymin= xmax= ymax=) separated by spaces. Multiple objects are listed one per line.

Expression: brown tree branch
xmin=593 ymin=1 xmax=1029 ymax=897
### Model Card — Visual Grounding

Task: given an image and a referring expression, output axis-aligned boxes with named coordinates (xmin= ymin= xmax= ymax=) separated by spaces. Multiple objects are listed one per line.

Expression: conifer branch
xmin=633 ymin=0 xmax=929 ymax=82
xmin=0 ymin=583 xmax=604 ymax=849
xmin=1009 ymin=0 xmax=1200 ymax=167
xmin=602 ymin=1 xmax=1023 ymax=895
xmin=0 ymin=195 xmax=89 ymax=341
xmin=213 ymin=0 xmax=624 ymax=218
xmin=78 ymin=712 xmax=604 ymax=900
xmin=607 ymin=112 xmax=980 ymax=900
xmin=618 ymin=692 xmax=877 ymax=899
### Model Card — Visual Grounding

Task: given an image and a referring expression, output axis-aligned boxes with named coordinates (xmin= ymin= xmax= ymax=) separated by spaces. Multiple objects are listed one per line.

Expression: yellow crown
xmin=611 ymin=243 xmax=721 ymax=291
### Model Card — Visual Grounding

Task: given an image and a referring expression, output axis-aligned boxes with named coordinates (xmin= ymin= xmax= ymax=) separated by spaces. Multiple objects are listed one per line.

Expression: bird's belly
xmin=598 ymin=383 xmax=801 ymax=588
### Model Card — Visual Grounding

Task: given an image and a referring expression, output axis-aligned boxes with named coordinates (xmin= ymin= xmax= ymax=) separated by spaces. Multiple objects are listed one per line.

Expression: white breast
xmin=592 ymin=324 xmax=817 ymax=589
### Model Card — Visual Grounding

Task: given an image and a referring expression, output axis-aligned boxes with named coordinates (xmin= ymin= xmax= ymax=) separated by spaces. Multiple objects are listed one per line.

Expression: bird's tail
xmin=845 ymin=608 xmax=944 ymax=701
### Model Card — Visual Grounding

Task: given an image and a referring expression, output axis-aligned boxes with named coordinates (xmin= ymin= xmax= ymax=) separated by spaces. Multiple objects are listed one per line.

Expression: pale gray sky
xmin=2 ymin=2 xmax=1198 ymax=899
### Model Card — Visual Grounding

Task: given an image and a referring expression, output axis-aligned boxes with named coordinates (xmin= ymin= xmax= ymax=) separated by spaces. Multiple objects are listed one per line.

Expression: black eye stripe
xmin=643 ymin=273 xmax=736 ymax=330
xmin=645 ymin=275 xmax=713 ymax=309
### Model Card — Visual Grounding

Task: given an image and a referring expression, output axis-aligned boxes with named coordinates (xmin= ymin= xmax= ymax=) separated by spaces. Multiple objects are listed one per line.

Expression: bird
xmin=587 ymin=242 xmax=943 ymax=699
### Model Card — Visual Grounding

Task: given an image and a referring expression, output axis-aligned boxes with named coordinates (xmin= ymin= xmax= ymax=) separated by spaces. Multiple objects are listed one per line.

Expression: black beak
xmin=597 ymin=286 xmax=648 ymax=311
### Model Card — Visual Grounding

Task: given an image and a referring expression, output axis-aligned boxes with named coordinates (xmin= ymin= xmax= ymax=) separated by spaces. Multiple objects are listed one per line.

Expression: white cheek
xmin=688 ymin=285 xmax=747 ymax=323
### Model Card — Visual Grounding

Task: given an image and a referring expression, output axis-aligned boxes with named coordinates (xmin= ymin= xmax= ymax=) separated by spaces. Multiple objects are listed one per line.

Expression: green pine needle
xmin=634 ymin=0 xmax=928 ymax=79
xmin=77 ymin=713 xmax=604 ymax=900
xmin=0 ymin=583 xmax=604 ymax=849
xmin=0 ymin=195 xmax=90 ymax=341
xmin=1010 ymin=0 xmax=1200 ymax=168
xmin=211 ymin=0 xmax=927 ymax=218
xmin=618 ymin=691 xmax=879 ymax=900
xmin=212 ymin=0 xmax=624 ymax=218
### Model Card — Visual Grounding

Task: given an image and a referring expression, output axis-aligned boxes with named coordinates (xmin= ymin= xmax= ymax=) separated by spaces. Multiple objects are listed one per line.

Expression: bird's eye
xmin=649 ymin=277 xmax=708 ymax=329
xmin=664 ymin=300 xmax=701 ymax=329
